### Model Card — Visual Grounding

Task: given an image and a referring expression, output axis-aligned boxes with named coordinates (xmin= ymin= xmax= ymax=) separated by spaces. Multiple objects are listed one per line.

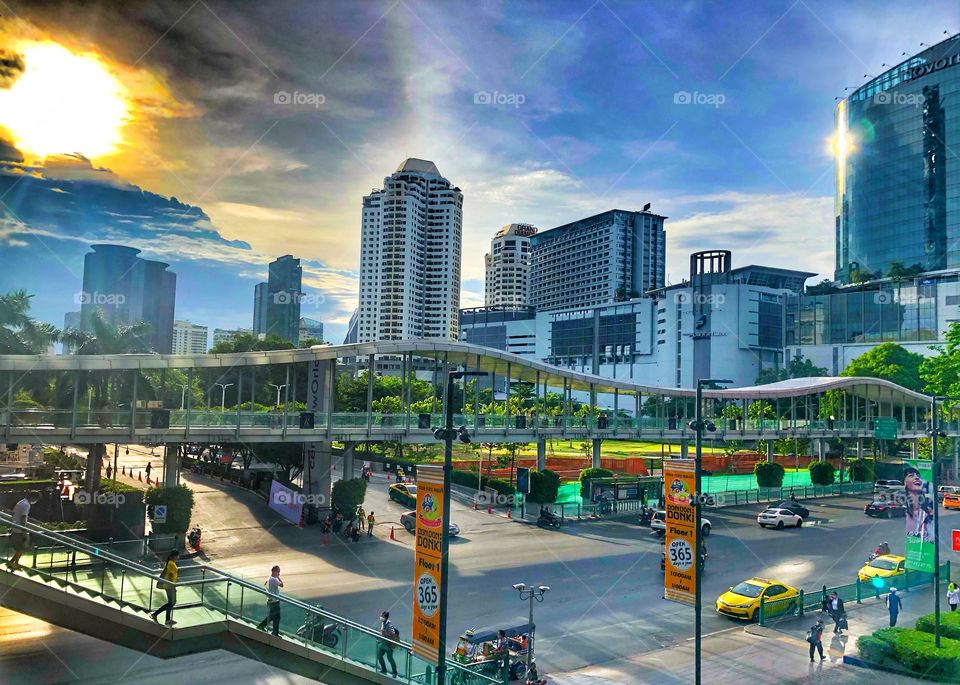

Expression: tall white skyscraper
xmin=172 ymin=320 xmax=208 ymax=354
xmin=485 ymin=223 xmax=538 ymax=307
xmin=357 ymin=159 xmax=463 ymax=341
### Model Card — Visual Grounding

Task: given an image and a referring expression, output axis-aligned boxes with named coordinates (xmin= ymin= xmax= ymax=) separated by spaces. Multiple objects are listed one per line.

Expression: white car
xmin=874 ymin=479 xmax=904 ymax=494
xmin=650 ymin=510 xmax=712 ymax=537
xmin=757 ymin=507 xmax=803 ymax=529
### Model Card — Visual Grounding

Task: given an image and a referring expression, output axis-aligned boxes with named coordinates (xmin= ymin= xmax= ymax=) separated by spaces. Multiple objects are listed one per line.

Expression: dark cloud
xmin=0 ymin=137 xmax=23 ymax=163
xmin=0 ymin=49 xmax=25 ymax=88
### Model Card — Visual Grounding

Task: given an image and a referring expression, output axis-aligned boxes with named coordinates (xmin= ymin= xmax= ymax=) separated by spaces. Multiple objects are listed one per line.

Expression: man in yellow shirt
xmin=151 ymin=550 xmax=179 ymax=626
xmin=367 ymin=511 xmax=375 ymax=536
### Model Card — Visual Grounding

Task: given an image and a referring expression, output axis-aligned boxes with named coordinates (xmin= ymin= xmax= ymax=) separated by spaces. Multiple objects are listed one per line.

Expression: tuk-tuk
xmin=452 ymin=623 xmax=533 ymax=682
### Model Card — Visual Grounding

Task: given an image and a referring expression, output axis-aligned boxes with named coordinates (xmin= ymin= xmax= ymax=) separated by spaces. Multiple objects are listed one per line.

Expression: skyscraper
xmin=79 ymin=244 xmax=176 ymax=353
xmin=485 ymin=223 xmax=537 ymax=307
xmin=172 ymin=320 xmax=208 ymax=354
xmin=357 ymin=158 xmax=463 ymax=341
xmin=252 ymin=255 xmax=302 ymax=344
xmin=529 ymin=209 xmax=666 ymax=311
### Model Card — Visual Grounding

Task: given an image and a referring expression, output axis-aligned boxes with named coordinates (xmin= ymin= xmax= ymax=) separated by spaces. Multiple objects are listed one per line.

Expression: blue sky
xmin=1 ymin=0 xmax=958 ymax=343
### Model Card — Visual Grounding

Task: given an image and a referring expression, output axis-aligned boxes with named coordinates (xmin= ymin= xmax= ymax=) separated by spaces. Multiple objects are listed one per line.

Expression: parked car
xmin=938 ymin=485 xmax=960 ymax=503
xmin=771 ymin=500 xmax=810 ymax=519
xmin=650 ymin=510 xmax=712 ymax=537
xmin=399 ymin=510 xmax=459 ymax=537
xmin=716 ymin=577 xmax=799 ymax=622
xmin=864 ymin=499 xmax=906 ymax=518
xmin=388 ymin=483 xmax=417 ymax=508
xmin=757 ymin=507 xmax=803 ymax=529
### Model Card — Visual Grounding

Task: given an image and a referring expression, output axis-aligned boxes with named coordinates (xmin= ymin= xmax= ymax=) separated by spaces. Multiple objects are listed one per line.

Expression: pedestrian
xmin=494 ymin=629 xmax=509 ymax=673
xmin=151 ymin=550 xmax=179 ymax=625
xmin=257 ymin=565 xmax=284 ymax=636
xmin=105 ymin=464 xmax=112 ymax=480
xmin=948 ymin=582 xmax=960 ymax=612
xmin=377 ymin=610 xmax=399 ymax=677
xmin=357 ymin=505 xmax=366 ymax=532
xmin=829 ymin=592 xmax=845 ymax=633
xmin=7 ymin=492 xmax=40 ymax=570
xmin=145 ymin=462 xmax=153 ymax=479
xmin=806 ymin=619 xmax=825 ymax=662
xmin=367 ymin=510 xmax=375 ymax=536
xmin=886 ymin=587 xmax=903 ymax=626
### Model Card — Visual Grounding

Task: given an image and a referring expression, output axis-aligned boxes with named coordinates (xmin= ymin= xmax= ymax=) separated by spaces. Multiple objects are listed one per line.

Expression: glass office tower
xmin=835 ymin=34 xmax=960 ymax=283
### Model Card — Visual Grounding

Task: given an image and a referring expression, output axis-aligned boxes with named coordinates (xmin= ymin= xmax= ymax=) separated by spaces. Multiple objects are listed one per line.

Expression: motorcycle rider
xmin=875 ymin=541 xmax=891 ymax=557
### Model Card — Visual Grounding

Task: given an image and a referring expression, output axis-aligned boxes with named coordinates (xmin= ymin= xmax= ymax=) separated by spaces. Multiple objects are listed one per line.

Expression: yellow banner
xmin=411 ymin=465 xmax=444 ymax=665
xmin=663 ymin=460 xmax=697 ymax=605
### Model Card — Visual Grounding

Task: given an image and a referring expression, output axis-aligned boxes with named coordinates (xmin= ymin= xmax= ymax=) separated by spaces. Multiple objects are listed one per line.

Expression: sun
xmin=0 ymin=42 xmax=128 ymax=160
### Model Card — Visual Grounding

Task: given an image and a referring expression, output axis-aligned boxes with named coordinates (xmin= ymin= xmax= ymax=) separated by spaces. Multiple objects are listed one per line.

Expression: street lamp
xmin=928 ymin=394 xmax=957 ymax=648
xmin=268 ymin=383 xmax=287 ymax=408
xmin=432 ymin=369 xmax=489 ymax=685
xmin=512 ymin=583 xmax=549 ymax=682
xmin=213 ymin=382 xmax=233 ymax=412
xmin=688 ymin=377 xmax=732 ymax=685
xmin=179 ymin=384 xmax=190 ymax=410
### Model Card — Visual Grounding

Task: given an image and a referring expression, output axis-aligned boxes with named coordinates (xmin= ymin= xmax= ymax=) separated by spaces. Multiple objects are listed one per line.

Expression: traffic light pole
xmin=694 ymin=380 xmax=703 ymax=685
xmin=435 ymin=372 xmax=454 ymax=685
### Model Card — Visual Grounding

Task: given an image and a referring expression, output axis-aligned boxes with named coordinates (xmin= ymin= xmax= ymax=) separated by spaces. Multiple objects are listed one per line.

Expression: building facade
xmin=79 ymin=244 xmax=176 ymax=353
xmin=357 ymin=158 xmax=463 ymax=342
xmin=835 ymin=33 xmax=960 ymax=282
xmin=529 ymin=209 xmax=666 ymax=312
xmin=172 ymin=320 xmax=208 ymax=354
xmin=212 ymin=327 xmax=251 ymax=347
xmin=252 ymin=255 xmax=302 ymax=344
xmin=462 ymin=253 xmax=813 ymax=388
xmin=298 ymin=317 xmax=324 ymax=343
xmin=485 ymin=223 xmax=537 ymax=307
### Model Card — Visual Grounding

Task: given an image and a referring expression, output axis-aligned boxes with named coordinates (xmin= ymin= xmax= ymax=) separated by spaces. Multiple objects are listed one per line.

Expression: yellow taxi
xmin=716 ymin=577 xmax=799 ymax=621
xmin=858 ymin=554 xmax=905 ymax=583
xmin=943 ymin=494 xmax=960 ymax=511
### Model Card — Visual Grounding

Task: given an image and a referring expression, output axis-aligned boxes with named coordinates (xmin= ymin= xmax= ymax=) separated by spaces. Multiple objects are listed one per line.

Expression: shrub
xmin=331 ymin=478 xmax=367 ymax=517
xmin=808 ymin=461 xmax=836 ymax=485
xmin=579 ymin=467 xmax=614 ymax=498
xmin=529 ymin=470 xmax=560 ymax=504
xmin=856 ymin=628 xmax=960 ymax=681
xmin=754 ymin=462 xmax=785 ymax=487
xmin=917 ymin=612 xmax=960 ymax=641
xmin=144 ymin=484 xmax=194 ymax=535
xmin=848 ymin=458 xmax=874 ymax=482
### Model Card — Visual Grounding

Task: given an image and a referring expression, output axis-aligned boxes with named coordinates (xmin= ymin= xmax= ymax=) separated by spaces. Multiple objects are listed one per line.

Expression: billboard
xmin=268 ymin=480 xmax=303 ymax=526
xmin=411 ymin=465 xmax=445 ymax=665
xmin=663 ymin=460 xmax=697 ymax=605
xmin=903 ymin=459 xmax=936 ymax=572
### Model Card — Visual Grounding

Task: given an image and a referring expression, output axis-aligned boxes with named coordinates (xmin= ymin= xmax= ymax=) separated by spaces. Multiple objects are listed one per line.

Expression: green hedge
xmin=754 ymin=462 xmax=785 ymax=487
xmin=579 ymin=468 xmax=614 ymax=498
xmin=857 ymin=628 xmax=960 ymax=682
xmin=144 ymin=484 xmax=195 ymax=535
xmin=331 ymin=478 xmax=367 ymax=516
xmin=917 ymin=612 xmax=960 ymax=641
xmin=809 ymin=461 xmax=836 ymax=485
xmin=450 ymin=469 xmax=514 ymax=497
xmin=529 ymin=470 xmax=560 ymax=504
xmin=848 ymin=458 xmax=874 ymax=482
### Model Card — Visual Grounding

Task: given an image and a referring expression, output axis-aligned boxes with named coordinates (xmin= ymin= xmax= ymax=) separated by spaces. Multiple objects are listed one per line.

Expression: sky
xmin=0 ymin=0 xmax=958 ymax=344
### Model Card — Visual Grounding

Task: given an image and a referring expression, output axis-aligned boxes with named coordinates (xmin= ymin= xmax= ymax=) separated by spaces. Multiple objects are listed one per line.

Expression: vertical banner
xmin=904 ymin=459 xmax=936 ymax=572
xmin=268 ymin=480 xmax=304 ymax=526
xmin=412 ymin=465 xmax=444 ymax=665
xmin=663 ymin=459 xmax=697 ymax=605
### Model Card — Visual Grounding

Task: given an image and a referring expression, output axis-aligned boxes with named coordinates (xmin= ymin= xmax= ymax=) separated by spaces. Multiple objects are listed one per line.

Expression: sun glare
xmin=0 ymin=42 xmax=128 ymax=160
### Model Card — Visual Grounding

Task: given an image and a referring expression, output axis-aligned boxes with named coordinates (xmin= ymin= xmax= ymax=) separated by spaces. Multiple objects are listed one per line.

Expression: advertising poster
xmin=411 ymin=465 xmax=445 ymax=665
xmin=663 ymin=459 xmax=697 ymax=605
xmin=903 ymin=459 xmax=936 ymax=572
xmin=268 ymin=480 xmax=303 ymax=526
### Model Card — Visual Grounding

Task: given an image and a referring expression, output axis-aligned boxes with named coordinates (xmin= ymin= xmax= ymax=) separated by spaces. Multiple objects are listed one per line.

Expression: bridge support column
xmin=162 ymin=444 xmax=180 ymax=487
xmin=304 ymin=442 xmax=333 ymax=523
xmin=766 ymin=441 xmax=774 ymax=464
xmin=910 ymin=439 xmax=918 ymax=459
xmin=856 ymin=439 xmax=863 ymax=459
xmin=85 ymin=443 xmax=104 ymax=492
xmin=537 ymin=438 xmax=546 ymax=471
xmin=680 ymin=439 xmax=689 ymax=459
xmin=342 ymin=441 xmax=356 ymax=479
xmin=592 ymin=439 xmax=601 ymax=469
xmin=817 ymin=439 xmax=825 ymax=462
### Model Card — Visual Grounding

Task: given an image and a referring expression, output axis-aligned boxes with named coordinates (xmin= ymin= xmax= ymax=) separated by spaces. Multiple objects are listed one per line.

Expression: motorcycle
xmin=296 ymin=612 xmax=341 ymax=648
xmin=187 ymin=524 xmax=202 ymax=551
xmin=536 ymin=511 xmax=562 ymax=529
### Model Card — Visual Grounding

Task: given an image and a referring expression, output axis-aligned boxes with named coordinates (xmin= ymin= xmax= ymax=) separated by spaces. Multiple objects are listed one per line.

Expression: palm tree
xmin=0 ymin=289 xmax=60 ymax=354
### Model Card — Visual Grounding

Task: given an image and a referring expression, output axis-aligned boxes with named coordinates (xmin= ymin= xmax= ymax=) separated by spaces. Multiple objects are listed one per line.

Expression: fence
xmin=712 ymin=481 xmax=873 ymax=508
xmin=758 ymin=561 xmax=952 ymax=626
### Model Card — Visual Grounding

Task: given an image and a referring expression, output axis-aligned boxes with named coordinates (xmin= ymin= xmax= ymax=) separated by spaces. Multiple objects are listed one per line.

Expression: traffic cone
xmin=507 ymin=508 xmax=512 ymax=519
xmin=146 ymin=476 xmax=151 ymax=485
xmin=138 ymin=471 xmax=142 ymax=482
xmin=473 ymin=499 xmax=478 ymax=511
xmin=387 ymin=471 xmax=392 ymax=481
xmin=121 ymin=465 xmax=125 ymax=476
xmin=487 ymin=503 xmax=493 ymax=514
xmin=390 ymin=526 xmax=395 ymax=540
xmin=322 ymin=533 xmax=328 ymax=545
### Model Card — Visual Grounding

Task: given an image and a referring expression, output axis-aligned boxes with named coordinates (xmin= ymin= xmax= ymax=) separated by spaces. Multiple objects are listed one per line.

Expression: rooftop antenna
xmin=642 ymin=202 xmax=651 ymax=212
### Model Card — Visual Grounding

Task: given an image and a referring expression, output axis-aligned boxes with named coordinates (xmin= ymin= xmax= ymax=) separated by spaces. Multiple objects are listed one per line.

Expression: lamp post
xmin=268 ymin=383 xmax=287 ymax=408
xmin=928 ymin=395 xmax=958 ymax=648
xmin=214 ymin=382 xmax=233 ymax=412
xmin=512 ymin=582 xmax=549 ymax=682
xmin=179 ymin=384 xmax=190 ymax=410
xmin=433 ymin=369 xmax=489 ymax=685
xmin=688 ymin=377 xmax=731 ymax=685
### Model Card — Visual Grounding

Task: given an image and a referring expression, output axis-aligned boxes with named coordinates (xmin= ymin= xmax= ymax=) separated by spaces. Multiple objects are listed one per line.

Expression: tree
xmin=808 ymin=461 xmax=835 ymax=485
xmin=529 ymin=470 xmax=560 ymax=504
xmin=251 ymin=443 xmax=303 ymax=484
xmin=841 ymin=342 xmax=925 ymax=391
xmin=754 ymin=462 xmax=784 ymax=487
xmin=331 ymin=478 xmax=367 ymax=517
xmin=920 ymin=322 xmax=960 ymax=398
xmin=756 ymin=354 xmax=828 ymax=385
xmin=806 ymin=279 xmax=840 ymax=295
xmin=0 ymin=289 xmax=60 ymax=354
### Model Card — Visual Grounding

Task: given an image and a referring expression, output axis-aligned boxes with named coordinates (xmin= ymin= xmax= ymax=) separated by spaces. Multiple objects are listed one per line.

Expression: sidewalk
xmin=547 ymin=587 xmax=939 ymax=685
